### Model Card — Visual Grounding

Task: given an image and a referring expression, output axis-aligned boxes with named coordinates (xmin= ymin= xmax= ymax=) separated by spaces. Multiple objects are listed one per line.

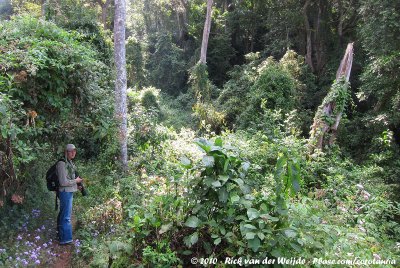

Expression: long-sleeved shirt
xmin=56 ymin=159 xmax=77 ymax=192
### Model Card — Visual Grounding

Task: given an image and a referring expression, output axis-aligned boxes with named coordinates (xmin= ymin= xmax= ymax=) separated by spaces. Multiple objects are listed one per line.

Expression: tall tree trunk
xmin=315 ymin=0 xmax=327 ymax=74
xmin=176 ymin=0 xmax=188 ymax=47
xmin=114 ymin=0 xmax=128 ymax=171
xmin=309 ymin=43 xmax=354 ymax=152
xmin=97 ymin=0 xmax=111 ymax=29
xmin=41 ymin=0 xmax=46 ymax=17
xmin=200 ymin=0 xmax=213 ymax=64
xmin=303 ymin=0 xmax=314 ymax=72
xmin=337 ymin=0 xmax=344 ymax=47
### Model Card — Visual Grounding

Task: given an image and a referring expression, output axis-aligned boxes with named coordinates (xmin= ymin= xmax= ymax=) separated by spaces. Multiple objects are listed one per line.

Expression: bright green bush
xmin=141 ymin=87 xmax=160 ymax=111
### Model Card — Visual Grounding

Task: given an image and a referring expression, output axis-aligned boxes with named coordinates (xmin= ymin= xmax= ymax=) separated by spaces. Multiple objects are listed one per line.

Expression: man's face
xmin=66 ymin=149 xmax=76 ymax=160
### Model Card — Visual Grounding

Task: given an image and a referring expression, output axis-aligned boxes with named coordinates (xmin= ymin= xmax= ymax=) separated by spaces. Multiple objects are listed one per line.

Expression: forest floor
xmin=1 ymin=207 xmax=80 ymax=267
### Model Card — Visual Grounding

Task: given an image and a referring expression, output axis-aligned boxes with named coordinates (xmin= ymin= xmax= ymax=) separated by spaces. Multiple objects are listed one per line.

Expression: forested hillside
xmin=0 ymin=0 xmax=399 ymax=267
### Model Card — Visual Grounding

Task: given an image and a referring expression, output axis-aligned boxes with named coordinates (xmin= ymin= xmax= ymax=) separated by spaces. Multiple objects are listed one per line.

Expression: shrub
xmin=141 ymin=87 xmax=160 ymax=111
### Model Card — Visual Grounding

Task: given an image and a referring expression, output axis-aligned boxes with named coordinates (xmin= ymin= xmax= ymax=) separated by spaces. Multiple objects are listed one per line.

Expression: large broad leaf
xmin=214 ymin=137 xmax=223 ymax=147
xmin=218 ymin=187 xmax=228 ymax=203
xmin=218 ymin=175 xmax=229 ymax=184
xmin=212 ymin=180 xmax=222 ymax=188
xmin=257 ymin=232 xmax=265 ymax=240
xmin=248 ymin=237 xmax=261 ymax=252
xmin=180 ymin=156 xmax=192 ymax=169
xmin=223 ymin=159 xmax=230 ymax=173
xmin=214 ymin=237 xmax=222 ymax=245
xmin=260 ymin=214 xmax=279 ymax=222
xmin=289 ymin=161 xmax=301 ymax=193
xmin=184 ymin=232 xmax=199 ymax=248
xmin=247 ymin=208 xmax=260 ymax=220
xmin=232 ymin=178 xmax=244 ymax=188
xmin=245 ymin=232 xmax=256 ymax=240
xmin=239 ymin=198 xmax=252 ymax=208
xmin=274 ymin=155 xmax=286 ymax=180
xmin=230 ymin=194 xmax=240 ymax=203
xmin=242 ymin=162 xmax=250 ymax=172
xmin=185 ymin=216 xmax=201 ymax=228
xmin=202 ymin=156 xmax=215 ymax=167
xmin=284 ymin=229 xmax=297 ymax=238
xmin=159 ymin=222 xmax=173 ymax=234
xmin=210 ymin=145 xmax=223 ymax=152
xmin=195 ymin=138 xmax=212 ymax=153
xmin=243 ymin=224 xmax=257 ymax=230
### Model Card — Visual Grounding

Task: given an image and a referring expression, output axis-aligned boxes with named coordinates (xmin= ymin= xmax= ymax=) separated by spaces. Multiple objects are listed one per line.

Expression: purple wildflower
xmin=17 ymin=235 xmax=23 ymax=240
xmin=35 ymin=235 xmax=40 ymax=240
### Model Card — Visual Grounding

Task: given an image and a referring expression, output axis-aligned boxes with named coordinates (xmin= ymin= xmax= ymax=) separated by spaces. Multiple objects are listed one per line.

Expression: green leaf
xmin=290 ymin=242 xmax=302 ymax=252
xmin=223 ymin=159 xmax=230 ymax=173
xmin=214 ymin=137 xmax=223 ymax=147
xmin=214 ymin=237 xmax=222 ymax=245
xmin=230 ymin=194 xmax=240 ymax=203
xmin=239 ymin=198 xmax=252 ymax=208
xmin=1 ymin=127 xmax=7 ymax=139
xmin=232 ymin=178 xmax=244 ymax=188
xmin=180 ymin=156 xmax=192 ymax=168
xmin=284 ymin=229 xmax=297 ymax=238
xmin=184 ymin=232 xmax=199 ymax=248
xmin=218 ymin=187 xmax=228 ymax=203
xmin=212 ymin=180 xmax=222 ymax=188
xmin=195 ymin=138 xmax=212 ymax=153
xmin=248 ymin=237 xmax=261 ymax=252
xmin=257 ymin=232 xmax=265 ymax=240
xmin=218 ymin=175 xmax=229 ymax=183
xmin=245 ymin=232 xmax=256 ymax=239
xmin=247 ymin=208 xmax=260 ymax=220
xmin=202 ymin=156 xmax=215 ymax=167
xmin=182 ymin=250 xmax=192 ymax=255
xmin=292 ymin=178 xmax=300 ymax=193
xmin=242 ymin=162 xmax=250 ymax=172
xmin=243 ymin=224 xmax=257 ymax=230
xmin=190 ymin=232 xmax=199 ymax=245
xmin=185 ymin=216 xmax=201 ymax=228
xmin=260 ymin=214 xmax=279 ymax=222
xmin=159 ymin=222 xmax=173 ymax=234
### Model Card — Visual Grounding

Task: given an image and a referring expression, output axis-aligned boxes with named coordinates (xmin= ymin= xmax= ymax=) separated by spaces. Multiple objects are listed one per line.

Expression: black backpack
xmin=46 ymin=159 xmax=64 ymax=191
xmin=46 ymin=159 xmax=65 ymax=210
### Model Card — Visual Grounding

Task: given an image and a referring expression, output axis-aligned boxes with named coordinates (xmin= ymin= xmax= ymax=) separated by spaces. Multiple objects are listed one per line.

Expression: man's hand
xmin=75 ymin=177 xmax=83 ymax=184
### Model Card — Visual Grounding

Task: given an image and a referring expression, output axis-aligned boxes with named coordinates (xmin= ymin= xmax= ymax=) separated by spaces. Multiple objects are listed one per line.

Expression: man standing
xmin=56 ymin=144 xmax=82 ymax=245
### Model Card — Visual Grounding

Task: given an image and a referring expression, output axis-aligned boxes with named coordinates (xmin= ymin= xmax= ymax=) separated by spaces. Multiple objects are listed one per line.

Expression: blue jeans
xmin=57 ymin=191 xmax=73 ymax=244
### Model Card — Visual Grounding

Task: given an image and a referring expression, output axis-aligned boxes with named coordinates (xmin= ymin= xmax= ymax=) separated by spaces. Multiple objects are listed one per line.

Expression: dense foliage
xmin=0 ymin=16 xmax=114 ymax=235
